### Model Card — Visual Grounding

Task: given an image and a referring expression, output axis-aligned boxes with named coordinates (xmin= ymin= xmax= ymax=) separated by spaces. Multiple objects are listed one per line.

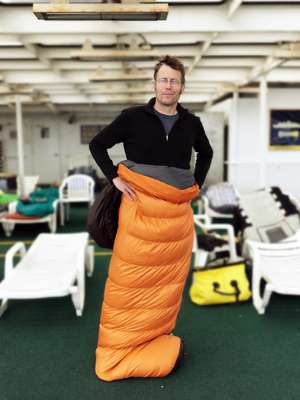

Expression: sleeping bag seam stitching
xmin=102 ymin=298 xmax=181 ymax=311
xmin=112 ymin=252 xmax=190 ymax=268
xmin=106 ymin=276 xmax=186 ymax=290
xmin=125 ymin=232 xmax=192 ymax=243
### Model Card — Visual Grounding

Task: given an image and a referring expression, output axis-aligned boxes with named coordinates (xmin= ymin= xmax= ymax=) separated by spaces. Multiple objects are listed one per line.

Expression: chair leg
xmin=71 ymin=265 xmax=85 ymax=317
xmin=2 ymin=222 xmax=15 ymax=237
xmin=48 ymin=215 xmax=57 ymax=233
xmin=262 ymin=284 xmax=272 ymax=311
xmin=66 ymin=203 xmax=70 ymax=221
xmin=0 ymin=299 xmax=8 ymax=317
xmin=194 ymin=250 xmax=208 ymax=269
xmin=252 ymin=272 xmax=265 ymax=315
xmin=257 ymin=306 xmax=265 ymax=315
xmin=59 ymin=202 xmax=64 ymax=226
xmin=53 ymin=213 xmax=57 ymax=233
xmin=85 ymin=245 xmax=94 ymax=277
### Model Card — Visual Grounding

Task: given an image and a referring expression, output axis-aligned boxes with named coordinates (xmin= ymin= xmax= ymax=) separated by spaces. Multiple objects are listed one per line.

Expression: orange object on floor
xmin=5 ymin=212 xmax=41 ymax=220
xmin=95 ymin=164 xmax=199 ymax=381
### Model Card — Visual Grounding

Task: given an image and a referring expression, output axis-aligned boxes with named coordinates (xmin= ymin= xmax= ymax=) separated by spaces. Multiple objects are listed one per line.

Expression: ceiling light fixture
xmin=33 ymin=1 xmax=169 ymax=21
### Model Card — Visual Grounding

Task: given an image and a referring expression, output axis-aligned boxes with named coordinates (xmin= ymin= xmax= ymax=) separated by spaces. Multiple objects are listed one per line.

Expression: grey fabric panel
xmin=120 ymin=160 xmax=195 ymax=189
xmin=154 ymin=109 xmax=178 ymax=136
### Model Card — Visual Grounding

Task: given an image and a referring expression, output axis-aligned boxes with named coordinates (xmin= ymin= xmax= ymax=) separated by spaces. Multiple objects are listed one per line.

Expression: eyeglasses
xmin=156 ymin=77 xmax=181 ymax=87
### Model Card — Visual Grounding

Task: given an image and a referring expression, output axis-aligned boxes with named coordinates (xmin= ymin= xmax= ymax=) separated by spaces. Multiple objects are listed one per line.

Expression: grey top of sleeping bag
xmin=121 ymin=160 xmax=195 ymax=190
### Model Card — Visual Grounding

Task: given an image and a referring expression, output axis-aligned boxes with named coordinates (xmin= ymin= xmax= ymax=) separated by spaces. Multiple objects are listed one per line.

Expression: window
xmin=41 ymin=127 xmax=50 ymax=139
xmin=80 ymin=125 xmax=106 ymax=144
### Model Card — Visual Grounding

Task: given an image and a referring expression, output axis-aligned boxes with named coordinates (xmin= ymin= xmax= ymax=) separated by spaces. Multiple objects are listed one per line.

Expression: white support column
xmin=259 ymin=76 xmax=268 ymax=189
xmin=228 ymin=91 xmax=238 ymax=184
xmin=228 ymin=0 xmax=243 ymax=18
xmin=15 ymin=96 xmax=25 ymax=197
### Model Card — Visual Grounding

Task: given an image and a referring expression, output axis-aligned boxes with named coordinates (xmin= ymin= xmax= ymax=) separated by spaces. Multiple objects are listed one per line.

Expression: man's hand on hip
xmin=112 ymin=177 xmax=136 ymax=201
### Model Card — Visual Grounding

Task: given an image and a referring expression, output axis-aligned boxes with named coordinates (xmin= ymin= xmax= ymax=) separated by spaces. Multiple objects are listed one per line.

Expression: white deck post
xmin=259 ymin=76 xmax=268 ymax=189
xmin=15 ymin=96 xmax=25 ymax=197
xmin=228 ymin=91 xmax=239 ymax=184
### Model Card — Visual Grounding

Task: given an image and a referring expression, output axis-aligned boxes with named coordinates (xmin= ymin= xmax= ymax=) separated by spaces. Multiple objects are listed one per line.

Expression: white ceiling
xmin=0 ymin=0 xmax=300 ymax=114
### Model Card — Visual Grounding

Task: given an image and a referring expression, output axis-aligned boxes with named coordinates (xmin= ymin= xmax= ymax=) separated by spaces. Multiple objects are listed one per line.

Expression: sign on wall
xmin=270 ymin=110 xmax=300 ymax=150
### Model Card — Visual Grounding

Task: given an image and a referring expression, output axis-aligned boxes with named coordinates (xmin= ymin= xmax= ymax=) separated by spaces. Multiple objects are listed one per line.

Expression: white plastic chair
xmin=0 ymin=200 xmax=58 ymax=237
xmin=247 ymin=233 xmax=300 ymax=315
xmin=198 ymin=184 xmax=240 ymax=221
xmin=286 ymin=192 xmax=300 ymax=213
xmin=0 ymin=232 xmax=94 ymax=317
xmin=199 ymin=195 xmax=235 ymax=221
xmin=17 ymin=175 xmax=39 ymax=197
xmin=238 ymin=188 xmax=300 ymax=257
xmin=193 ymin=214 xmax=239 ymax=268
xmin=59 ymin=174 xmax=95 ymax=226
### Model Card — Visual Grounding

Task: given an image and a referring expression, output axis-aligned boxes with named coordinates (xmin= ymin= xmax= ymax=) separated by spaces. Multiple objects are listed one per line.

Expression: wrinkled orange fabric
xmin=95 ymin=164 xmax=199 ymax=381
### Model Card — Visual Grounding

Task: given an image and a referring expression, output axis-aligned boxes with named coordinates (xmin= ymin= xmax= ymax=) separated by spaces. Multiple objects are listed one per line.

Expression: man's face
xmin=154 ymin=64 xmax=184 ymax=107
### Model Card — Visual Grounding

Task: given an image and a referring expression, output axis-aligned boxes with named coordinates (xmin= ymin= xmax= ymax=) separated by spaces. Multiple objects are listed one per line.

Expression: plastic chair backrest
xmin=59 ymin=174 xmax=95 ymax=201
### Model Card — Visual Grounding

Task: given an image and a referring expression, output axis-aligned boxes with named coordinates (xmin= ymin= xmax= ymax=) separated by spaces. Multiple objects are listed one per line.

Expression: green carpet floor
xmin=1 ymin=206 xmax=300 ymax=400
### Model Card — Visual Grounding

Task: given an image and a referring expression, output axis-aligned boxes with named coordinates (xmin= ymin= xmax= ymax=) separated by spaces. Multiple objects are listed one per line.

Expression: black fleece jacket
xmin=89 ymin=97 xmax=213 ymax=187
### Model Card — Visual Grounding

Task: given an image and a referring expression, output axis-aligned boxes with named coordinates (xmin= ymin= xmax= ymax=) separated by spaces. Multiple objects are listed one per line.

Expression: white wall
xmin=0 ymin=113 xmax=114 ymax=183
xmin=210 ymin=88 xmax=300 ymax=197
xmin=0 ymin=110 xmax=224 ymax=185
xmin=2 ymin=88 xmax=299 ymax=197
xmin=196 ymin=112 xmax=225 ymax=186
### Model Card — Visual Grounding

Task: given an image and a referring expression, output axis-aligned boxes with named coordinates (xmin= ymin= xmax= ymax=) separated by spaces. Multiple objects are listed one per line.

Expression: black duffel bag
xmin=87 ymin=183 xmax=122 ymax=249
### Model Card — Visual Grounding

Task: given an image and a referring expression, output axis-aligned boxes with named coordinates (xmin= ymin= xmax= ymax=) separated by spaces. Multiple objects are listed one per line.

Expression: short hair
xmin=154 ymin=55 xmax=185 ymax=85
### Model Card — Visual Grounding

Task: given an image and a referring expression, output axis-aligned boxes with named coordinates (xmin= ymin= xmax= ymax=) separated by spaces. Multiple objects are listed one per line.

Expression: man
xmin=90 ymin=55 xmax=213 ymax=199
xmin=89 ymin=55 xmax=213 ymax=382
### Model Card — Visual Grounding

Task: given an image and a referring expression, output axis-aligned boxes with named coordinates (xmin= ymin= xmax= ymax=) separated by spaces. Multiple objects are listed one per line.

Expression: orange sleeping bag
xmin=95 ymin=163 xmax=199 ymax=381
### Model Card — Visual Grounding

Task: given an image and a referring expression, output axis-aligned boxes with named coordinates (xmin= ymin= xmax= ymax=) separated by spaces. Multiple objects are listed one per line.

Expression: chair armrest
xmin=201 ymin=195 xmax=234 ymax=219
xmin=194 ymin=217 xmax=234 ymax=236
xmin=4 ymin=242 xmax=26 ymax=279
xmin=208 ymin=209 xmax=234 ymax=219
xmin=8 ymin=201 xmax=18 ymax=213
xmin=205 ymin=223 xmax=235 ymax=233
xmin=52 ymin=199 xmax=59 ymax=213
xmin=198 ymin=222 xmax=238 ymax=261
xmin=194 ymin=214 xmax=210 ymax=226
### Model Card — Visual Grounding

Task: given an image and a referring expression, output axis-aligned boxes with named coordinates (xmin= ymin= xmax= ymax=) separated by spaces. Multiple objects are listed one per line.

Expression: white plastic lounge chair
xmin=0 ymin=200 xmax=58 ymax=237
xmin=193 ymin=214 xmax=239 ymax=268
xmin=247 ymin=233 xmax=300 ymax=315
xmin=59 ymin=174 xmax=95 ymax=226
xmin=0 ymin=232 xmax=94 ymax=317
xmin=238 ymin=188 xmax=300 ymax=257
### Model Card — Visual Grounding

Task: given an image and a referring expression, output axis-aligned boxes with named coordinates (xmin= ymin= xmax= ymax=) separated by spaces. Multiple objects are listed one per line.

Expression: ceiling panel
xmin=0 ymin=1 xmax=299 ymax=110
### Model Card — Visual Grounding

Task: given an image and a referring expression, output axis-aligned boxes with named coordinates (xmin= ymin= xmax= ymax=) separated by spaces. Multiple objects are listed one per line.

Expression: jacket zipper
xmin=153 ymin=114 xmax=180 ymax=144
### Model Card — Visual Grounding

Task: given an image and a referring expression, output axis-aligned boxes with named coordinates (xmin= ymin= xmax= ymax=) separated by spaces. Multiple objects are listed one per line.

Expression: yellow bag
xmin=189 ymin=262 xmax=251 ymax=306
